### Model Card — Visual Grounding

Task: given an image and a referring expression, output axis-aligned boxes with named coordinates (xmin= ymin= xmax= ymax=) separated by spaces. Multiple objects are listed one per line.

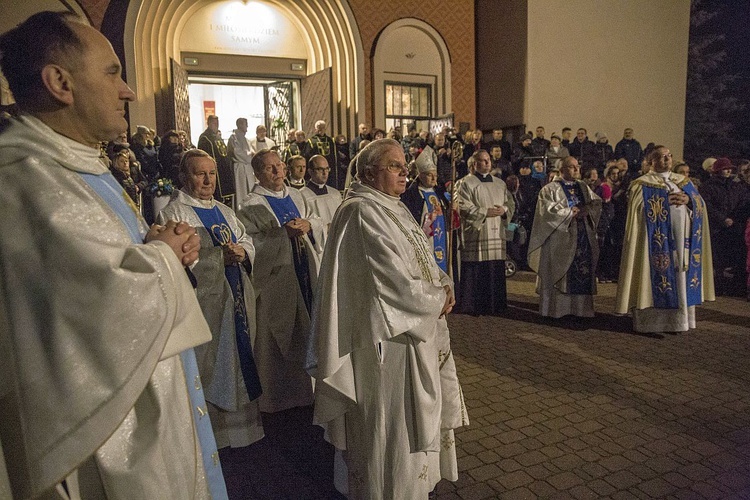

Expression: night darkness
xmin=685 ymin=0 xmax=750 ymax=163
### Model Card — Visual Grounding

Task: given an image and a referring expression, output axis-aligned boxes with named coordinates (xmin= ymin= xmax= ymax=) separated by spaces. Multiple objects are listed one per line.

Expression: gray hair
xmin=355 ymin=138 xmax=401 ymax=179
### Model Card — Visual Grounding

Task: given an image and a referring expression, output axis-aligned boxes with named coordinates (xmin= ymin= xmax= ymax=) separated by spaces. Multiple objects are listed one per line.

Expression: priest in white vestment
xmin=527 ymin=156 xmax=602 ymax=318
xmin=237 ymin=149 xmax=323 ymax=413
xmin=307 ymin=139 xmax=468 ymax=499
xmin=615 ymin=146 xmax=714 ymax=332
xmin=158 ymin=149 xmax=265 ymax=448
xmin=248 ymin=124 xmax=277 ymax=156
xmin=227 ymin=117 xmax=256 ymax=208
xmin=300 ymin=155 xmax=343 ymax=251
xmin=457 ymin=149 xmax=515 ymax=315
xmin=0 ymin=12 xmax=225 ymax=499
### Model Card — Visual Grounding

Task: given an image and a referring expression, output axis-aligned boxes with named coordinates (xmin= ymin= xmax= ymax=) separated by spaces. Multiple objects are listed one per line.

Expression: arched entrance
xmin=372 ymin=18 xmax=452 ymax=135
xmin=124 ymin=0 xmax=364 ymax=139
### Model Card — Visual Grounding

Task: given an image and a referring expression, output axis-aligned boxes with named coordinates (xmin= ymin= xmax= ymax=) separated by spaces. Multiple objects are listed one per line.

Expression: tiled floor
xmin=223 ymin=272 xmax=750 ymax=499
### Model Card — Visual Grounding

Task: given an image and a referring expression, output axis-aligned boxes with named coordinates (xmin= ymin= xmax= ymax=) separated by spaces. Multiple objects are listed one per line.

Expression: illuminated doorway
xmin=187 ymin=77 xmax=299 ymax=149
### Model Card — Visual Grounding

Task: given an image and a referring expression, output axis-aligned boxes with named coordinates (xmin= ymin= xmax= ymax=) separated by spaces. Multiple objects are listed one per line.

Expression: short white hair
xmin=355 ymin=138 xmax=401 ymax=179
xmin=315 ymin=120 xmax=326 ymax=129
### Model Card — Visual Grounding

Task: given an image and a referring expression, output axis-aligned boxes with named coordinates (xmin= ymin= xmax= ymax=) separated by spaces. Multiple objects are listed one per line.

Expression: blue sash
xmin=78 ymin=172 xmax=227 ymax=498
xmin=263 ymin=195 xmax=314 ymax=312
xmin=193 ymin=206 xmax=263 ymax=402
xmin=264 ymin=194 xmax=301 ymax=225
xmin=421 ymin=189 xmax=448 ymax=272
xmin=557 ymin=181 xmax=593 ymax=294
xmin=682 ymin=181 xmax=704 ymax=306
xmin=641 ymin=184 xmax=679 ymax=309
xmin=558 ymin=180 xmax=582 ymax=208
xmin=79 ymin=172 xmax=145 ymax=242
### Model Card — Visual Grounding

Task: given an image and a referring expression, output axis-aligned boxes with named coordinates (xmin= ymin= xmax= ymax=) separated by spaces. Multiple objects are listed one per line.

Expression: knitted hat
xmin=712 ymin=157 xmax=734 ymax=173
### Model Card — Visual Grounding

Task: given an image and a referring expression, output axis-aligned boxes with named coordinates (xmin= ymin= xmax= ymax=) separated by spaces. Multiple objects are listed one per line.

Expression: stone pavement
xmin=439 ymin=272 xmax=750 ymax=499
xmin=223 ymin=271 xmax=750 ymax=499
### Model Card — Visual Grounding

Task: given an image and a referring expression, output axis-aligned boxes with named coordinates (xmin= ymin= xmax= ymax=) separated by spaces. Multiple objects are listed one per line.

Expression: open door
xmin=265 ymin=80 xmax=295 ymax=149
xmin=170 ymin=58 xmax=191 ymax=140
xmin=300 ymin=68 xmax=332 ymax=136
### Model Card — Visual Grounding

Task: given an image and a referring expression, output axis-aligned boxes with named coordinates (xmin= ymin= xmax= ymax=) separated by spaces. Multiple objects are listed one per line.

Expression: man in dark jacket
xmin=198 ymin=115 xmax=235 ymax=205
xmin=486 ymin=128 xmax=513 ymax=162
xmin=614 ymin=127 xmax=643 ymax=175
xmin=568 ymin=128 xmax=597 ymax=171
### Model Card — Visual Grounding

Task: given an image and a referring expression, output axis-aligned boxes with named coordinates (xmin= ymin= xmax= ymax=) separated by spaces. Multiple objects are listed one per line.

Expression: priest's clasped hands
xmin=486 ymin=205 xmax=506 ymax=218
xmin=222 ymin=242 xmax=247 ymax=265
xmin=284 ymin=217 xmax=312 ymax=238
xmin=146 ymin=220 xmax=201 ymax=267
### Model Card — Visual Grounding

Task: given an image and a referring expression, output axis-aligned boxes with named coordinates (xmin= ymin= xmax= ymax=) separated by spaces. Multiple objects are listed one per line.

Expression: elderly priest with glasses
xmin=307 ymin=138 xmax=468 ymax=499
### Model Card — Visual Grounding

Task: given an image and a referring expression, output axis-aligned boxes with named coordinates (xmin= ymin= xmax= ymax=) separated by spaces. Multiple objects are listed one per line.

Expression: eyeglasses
xmin=375 ymin=162 xmax=409 ymax=174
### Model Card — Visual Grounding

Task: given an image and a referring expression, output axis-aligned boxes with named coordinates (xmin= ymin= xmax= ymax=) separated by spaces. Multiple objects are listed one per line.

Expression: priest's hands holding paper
xmin=440 ymin=284 xmax=456 ymax=318
xmin=284 ymin=218 xmax=311 ymax=238
xmin=146 ymin=220 xmax=201 ymax=266
xmin=222 ymin=242 xmax=246 ymax=265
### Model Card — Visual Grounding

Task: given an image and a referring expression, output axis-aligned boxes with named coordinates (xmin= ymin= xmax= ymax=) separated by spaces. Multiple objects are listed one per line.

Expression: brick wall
xmin=349 ymin=0 xmax=476 ymax=128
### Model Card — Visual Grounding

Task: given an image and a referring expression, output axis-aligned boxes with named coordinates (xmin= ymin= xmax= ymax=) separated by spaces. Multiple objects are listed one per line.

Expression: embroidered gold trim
xmin=382 ymin=206 xmax=433 ymax=281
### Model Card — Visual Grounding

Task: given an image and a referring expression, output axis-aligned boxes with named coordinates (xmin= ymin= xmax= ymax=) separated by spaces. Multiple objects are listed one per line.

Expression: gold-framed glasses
xmin=375 ymin=162 xmax=408 ymax=174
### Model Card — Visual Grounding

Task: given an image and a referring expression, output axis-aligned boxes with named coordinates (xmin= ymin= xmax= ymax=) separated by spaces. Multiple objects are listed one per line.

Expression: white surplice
xmin=237 ymin=185 xmax=323 ymax=412
xmin=307 ymin=181 xmax=467 ymax=499
xmin=458 ymin=173 xmax=515 ymax=262
xmin=0 ymin=116 xmax=214 ymax=498
xmin=527 ymin=180 xmax=602 ymax=318
xmin=158 ymin=189 xmax=264 ymax=447
xmin=227 ymin=130 xmax=256 ymax=208
xmin=300 ymin=182 xmax=343 ymax=251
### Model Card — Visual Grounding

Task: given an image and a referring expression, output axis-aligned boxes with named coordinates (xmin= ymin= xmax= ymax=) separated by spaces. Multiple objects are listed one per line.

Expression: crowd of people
xmin=2 ymin=10 xmax=750 ymax=500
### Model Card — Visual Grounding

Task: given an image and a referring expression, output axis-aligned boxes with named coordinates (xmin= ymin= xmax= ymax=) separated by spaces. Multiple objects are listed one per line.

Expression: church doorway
xmin=126 ymin=0 xmax=364 ymax=139
xmin=187 ymin=76 xmax=299 ymax=150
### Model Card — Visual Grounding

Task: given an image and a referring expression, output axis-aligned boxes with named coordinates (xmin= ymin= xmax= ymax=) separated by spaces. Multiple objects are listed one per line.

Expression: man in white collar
xmin=457 ymin=149 xmax=515 ymax=315
xmin=158 ymin=149 xmax=265 ymax=449
xmin=237 ymin=149 xmax=323 ymax=413
xmin=307 ymin=139 xmax=467 ymax=499
xmin=300 ymin=154 xmax=342 ymax=250
xmin=228 ymin=117 xmax=256 ymax=206
xmin=401 ymin=146 xmax=451 ymax=274
xmin=248 ymin=124 xmax=276 ymax=155
xmin=286 ymin=154 xmax=307 ymax=189
xmin=615 ymin=146 xmax=714 ymax=332
xmin=0 ymin=11 xmax=224 ymax=498
xmin=527 ymin=156 xmax=602 ymax=318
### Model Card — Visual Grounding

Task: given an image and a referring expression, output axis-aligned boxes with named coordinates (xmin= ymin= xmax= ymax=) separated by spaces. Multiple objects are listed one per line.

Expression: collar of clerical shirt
xmin=307 ymin=181 xmax=328 ymax=195
xmin=474 ymin=171 xmax=493 ymax=182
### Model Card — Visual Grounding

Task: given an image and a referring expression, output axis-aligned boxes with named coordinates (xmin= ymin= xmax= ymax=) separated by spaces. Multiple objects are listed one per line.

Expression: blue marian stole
xmin=641 ymin=184 xmax=679 ymax=308
xmin=78 ymin=172 xmax=228 ymax=498
xmin=193 ymin=205 xmax=263 ymax=402
xmin=421 ymin=189 xmax=448 ymax=272
xmin=264 ymin=195 xmax=314 ymax=313
xmin=681 ymin=181 xmax=704 ymax=306
xmin=558 ymin=181 xmax=593 ymax=294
